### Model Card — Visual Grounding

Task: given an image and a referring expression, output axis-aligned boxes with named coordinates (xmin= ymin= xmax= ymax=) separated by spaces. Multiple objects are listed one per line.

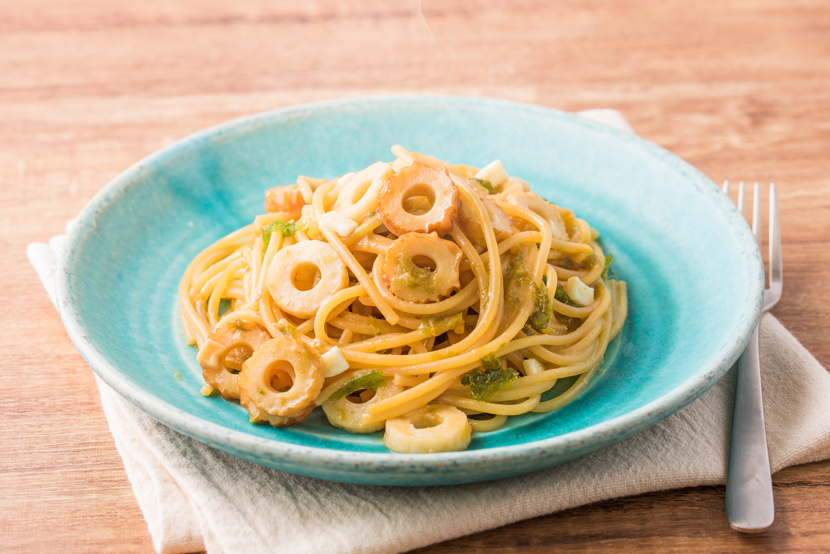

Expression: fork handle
xmin=726 ymin=325 xmax=775 ymax=532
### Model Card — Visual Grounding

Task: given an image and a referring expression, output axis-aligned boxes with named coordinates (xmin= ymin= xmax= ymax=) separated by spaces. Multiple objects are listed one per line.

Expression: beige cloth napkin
xmin=28 ymin=110 xmax=830 ymax=554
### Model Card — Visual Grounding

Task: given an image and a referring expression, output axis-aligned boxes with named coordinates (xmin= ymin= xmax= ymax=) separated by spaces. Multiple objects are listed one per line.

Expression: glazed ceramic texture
xmin=56 ymin=96 xmax=764 ymax=486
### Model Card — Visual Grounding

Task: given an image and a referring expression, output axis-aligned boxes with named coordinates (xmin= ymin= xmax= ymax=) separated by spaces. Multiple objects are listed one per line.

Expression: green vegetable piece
xmin=276 ymin=320 xmax=299 ymax=338
xmin=365 ymin=316 xmax=384 ymax=336
xmin=394 ymin=253 xmax=435 ymax=293
xmin=469 ymin=177 xmax=495 ymax=193
xmin=480 ymin=354 xmax=502 ymax=372
xmin=480 ymin=280 xmax=490 ymax=311
xmin=420 ymin=312 xmax=464 ymax=336
xmin=556 ymin=257 xmax=578 ymax=271
xmin=503 ymin=249 xmax=530 ymax=286
xmin=522 ymin=323 xmax=539 ymax=336
xmin=262 ymin=220 xmax=302 ymax=250
xmin=601 ymin=253 xmax=615 ymax=280
xmin=529 ymin=283 xmax=552 ymax=330
xmin=461 ymin=355 xmax=519 ymax=401
xmin=554 ymin=283 xmax=577 ymax=307
xmin=173 ymin=372 xmax=182 ymax=382
xmin=329 ymin=370 xmax=386 ymax=401
xmin=503 ymin=249 xmax=532 ymax=310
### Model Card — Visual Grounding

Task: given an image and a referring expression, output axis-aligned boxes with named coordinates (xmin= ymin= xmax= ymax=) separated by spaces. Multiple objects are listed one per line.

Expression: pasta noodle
xmin=179 ymin=146 xmax=628 ymax=454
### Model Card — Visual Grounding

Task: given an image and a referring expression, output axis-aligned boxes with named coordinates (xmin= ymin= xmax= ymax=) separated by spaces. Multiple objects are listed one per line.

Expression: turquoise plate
xmin=56 ymin=96 xmax=764 ymax=486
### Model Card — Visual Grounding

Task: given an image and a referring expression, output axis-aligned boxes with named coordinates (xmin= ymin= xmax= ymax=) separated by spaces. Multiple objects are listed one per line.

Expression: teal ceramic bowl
xmin=56 ymin=95 xmax=763 ymax=486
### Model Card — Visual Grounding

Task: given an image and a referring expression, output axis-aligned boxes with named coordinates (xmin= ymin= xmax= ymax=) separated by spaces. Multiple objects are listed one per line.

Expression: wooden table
xmin=3 ymin=0 xmax=829 ymax=551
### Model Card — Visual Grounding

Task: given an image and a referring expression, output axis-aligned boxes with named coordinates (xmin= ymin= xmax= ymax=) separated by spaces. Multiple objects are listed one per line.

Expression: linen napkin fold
xmin=28 ymin=110 xmax=830 ymax=554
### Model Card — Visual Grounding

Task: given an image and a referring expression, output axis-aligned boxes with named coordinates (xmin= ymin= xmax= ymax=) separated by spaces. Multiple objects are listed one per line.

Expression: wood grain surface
xmin=2 ymin=0 xmax=830 ymax=552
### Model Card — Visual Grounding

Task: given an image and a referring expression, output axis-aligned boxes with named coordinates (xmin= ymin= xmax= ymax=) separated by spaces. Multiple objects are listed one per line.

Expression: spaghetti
xmin=179 ymin=146 xmax=628 ymax=453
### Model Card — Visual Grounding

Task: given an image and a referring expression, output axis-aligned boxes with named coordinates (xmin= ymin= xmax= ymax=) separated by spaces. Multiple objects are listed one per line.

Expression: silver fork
xmin=722 ymin=181 xmax=783 ymax=532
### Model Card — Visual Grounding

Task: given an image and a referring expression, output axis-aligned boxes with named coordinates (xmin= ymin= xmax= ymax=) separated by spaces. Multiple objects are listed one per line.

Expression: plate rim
xmin=55 ymin=94 xmax=764 ymax=483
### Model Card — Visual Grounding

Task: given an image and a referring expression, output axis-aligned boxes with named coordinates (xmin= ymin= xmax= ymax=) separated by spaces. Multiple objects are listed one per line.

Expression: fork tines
xmin=722 ymin=181 xmax=783 ymax=309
